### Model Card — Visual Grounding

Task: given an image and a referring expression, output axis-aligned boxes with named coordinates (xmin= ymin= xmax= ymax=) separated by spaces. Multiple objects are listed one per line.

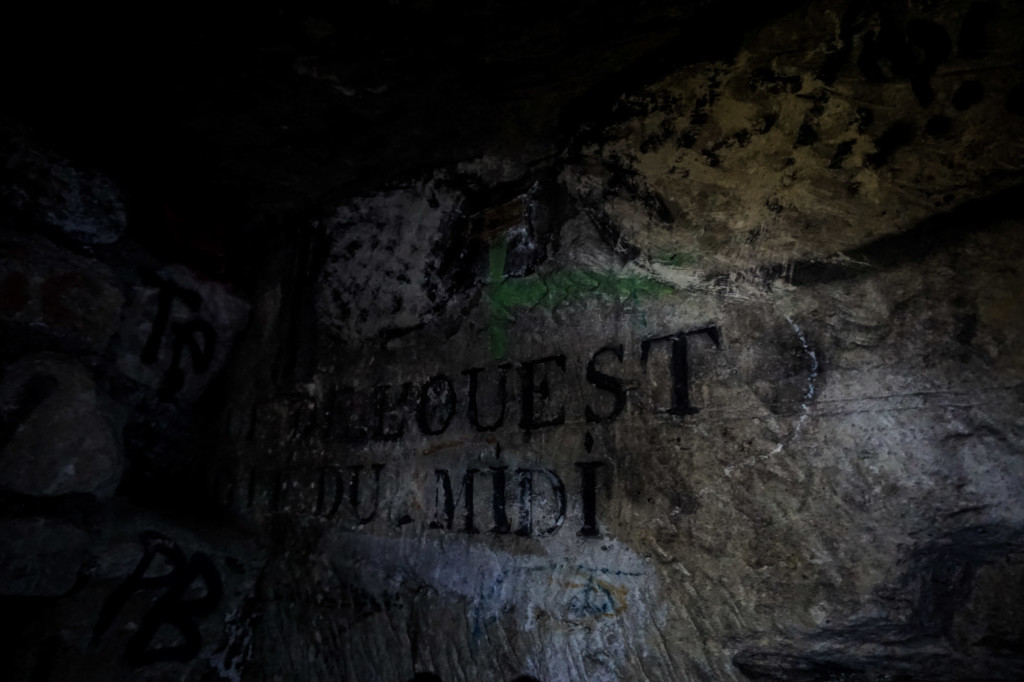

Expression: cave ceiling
xmin=1 ymin=2 xmax=800 ymax=225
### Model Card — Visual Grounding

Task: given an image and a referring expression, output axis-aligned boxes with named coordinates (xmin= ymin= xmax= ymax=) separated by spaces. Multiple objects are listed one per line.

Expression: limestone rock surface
xmin=0 ymin=232 xmax=124 ymax=355
xmin=0 ymin=517 xmax=89 ymax=596
xmin=0 ymin=353 xmax=121 ymax=497
xmin=1 ymin=137 xmax=127 ymax=245
xmin=2 ymin=0 xmax=1024 ymax=680
xmin=217 ymin=1 xmax=1024 ymax=680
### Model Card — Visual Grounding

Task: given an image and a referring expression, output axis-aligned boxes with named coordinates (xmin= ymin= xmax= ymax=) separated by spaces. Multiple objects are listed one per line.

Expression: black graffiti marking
xmin=91 ymin=531 xmax=223 ymax=666
xmin=640 ymin=326 xmax=722 ymax=417
xmin=159 ymin=319 xmax=217 ymax=398
xmin=140 ymin=270 xmax=218 ymax=399
xmin=140 ymin=271 xmax=200 ymax=364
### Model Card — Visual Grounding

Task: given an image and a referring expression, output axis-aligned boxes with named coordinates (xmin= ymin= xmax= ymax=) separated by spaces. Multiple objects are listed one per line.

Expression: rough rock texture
xmin=0 ymin=134 xmax=257 ymax=681
xmin=3 ymin=0 xmax=1024 ymax=681
xmin=1 ymin=136 xmax=127 ymax=245
xmin=212 ymin=1 xmax=1024 ymax=680
xmin=115 ymin=265 xmax=250 ymax=404
xmin=0 ymin=231 xmax=124 ymax=355
xmin=0 ymin=353 xmax=121 ymax=497
xmin=0 ymin=505 xmax=264 ymax=682
xmin=0 ymin=517 xmax=89 ymax=596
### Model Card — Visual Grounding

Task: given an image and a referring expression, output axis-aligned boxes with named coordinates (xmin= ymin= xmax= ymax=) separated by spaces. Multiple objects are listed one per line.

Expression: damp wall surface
xmin=4 ymin=1 xmax=1024 ymax=680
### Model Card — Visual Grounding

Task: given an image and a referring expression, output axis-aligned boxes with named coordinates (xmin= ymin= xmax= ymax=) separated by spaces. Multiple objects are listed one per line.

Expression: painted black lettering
xmin=316 ymin=466 xmax=348 ymax=518
xmin=347 ymin=464 xmax=385 ymax=524
xmin=585 ymin=345 xmax=627 ymax=423
xmin=515 ymin=468 xmax=566 ymax=536
xmin=373 ymin=383 xmax=411 ymax=440
xmin=489 ymin=465 xmax=511 ymax=534
xmin=519 ymin=354 xmax=567 ymax=430
xmin=463 ymin=364 xmax=512 ymax=431
xmin=576 ymin=461 xmax=606 ymax=537
xmin=329 ymin=386 xmax=370 ymax=441
xmin=417 ymin=374 xmax=457 ymax=435
xmin=430 ymin=469 xmax=480 ymax=533
xmin=640 ymin=326 xmax=721 ymax=417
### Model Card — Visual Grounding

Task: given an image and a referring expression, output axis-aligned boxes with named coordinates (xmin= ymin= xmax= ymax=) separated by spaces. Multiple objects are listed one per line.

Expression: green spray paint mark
xmin=486 ymin=241 xmax=675 ymax=360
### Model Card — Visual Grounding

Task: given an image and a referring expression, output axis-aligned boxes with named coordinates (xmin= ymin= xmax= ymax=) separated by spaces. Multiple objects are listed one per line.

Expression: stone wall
xmin=4 ymin=1 xmax=1024 ymax=680
xmin=0 ymin=136 xmax=260 ymax=680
